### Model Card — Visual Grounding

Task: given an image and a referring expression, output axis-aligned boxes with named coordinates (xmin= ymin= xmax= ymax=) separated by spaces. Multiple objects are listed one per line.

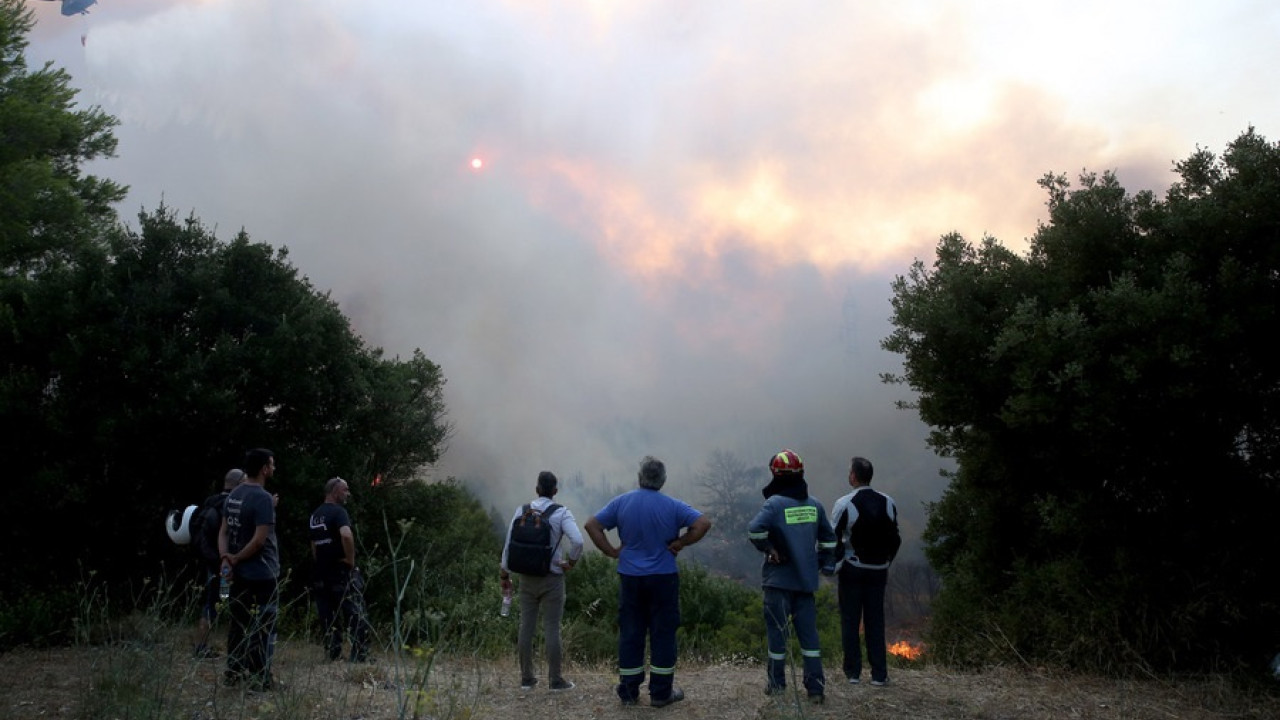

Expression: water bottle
xmin=219 ymin=563 xmax=231 ymax=601
xmin=500 ymin=586 xmax=512 ymax=617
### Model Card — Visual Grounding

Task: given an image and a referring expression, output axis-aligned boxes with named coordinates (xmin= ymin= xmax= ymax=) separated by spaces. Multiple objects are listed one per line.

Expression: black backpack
xmin=189 ymin=493 xmax=225 ymax=562
xmin=506 ymin=503 xmax=561 ymax=576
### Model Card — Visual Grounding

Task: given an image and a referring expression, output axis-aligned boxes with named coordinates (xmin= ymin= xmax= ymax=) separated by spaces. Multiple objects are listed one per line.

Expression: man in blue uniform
xmin=748 ymin=449 xmax=837 ymax=703
xmin=584 ymin=455 xmax=712 ymax=708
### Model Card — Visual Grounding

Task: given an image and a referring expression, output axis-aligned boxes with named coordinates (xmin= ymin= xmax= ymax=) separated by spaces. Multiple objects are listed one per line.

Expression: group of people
xmin=192 ymin=448 xmax=371 ymax=692
xmin=500 ymin=450 xmax=901 ymax=708
xmin=192 ymin=446 xmax=898 ymax=703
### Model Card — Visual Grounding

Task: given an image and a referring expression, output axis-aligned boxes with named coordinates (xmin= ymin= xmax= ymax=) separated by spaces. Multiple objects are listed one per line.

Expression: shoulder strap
xmin=544 ymin=504 xmax=564 ymax=552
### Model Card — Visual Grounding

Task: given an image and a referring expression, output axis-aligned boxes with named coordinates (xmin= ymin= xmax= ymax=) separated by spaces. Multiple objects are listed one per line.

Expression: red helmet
xmin=769 ymin=449 xmax=804 ymax=475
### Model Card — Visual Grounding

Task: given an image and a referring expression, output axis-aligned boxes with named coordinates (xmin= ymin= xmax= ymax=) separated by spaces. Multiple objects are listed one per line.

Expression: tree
xmin=0 ymin=0 xmax=124 ymax=274
xmin=884 ymin=129 xmax=1280 ymax=672
xmin=2 ymin=206 xmax=452 ymax=620
xmin=695 ymin=450 xmax=768 ymax=581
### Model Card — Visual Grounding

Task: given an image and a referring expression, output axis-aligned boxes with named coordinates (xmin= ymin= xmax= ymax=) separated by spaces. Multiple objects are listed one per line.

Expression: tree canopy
xmin=0 ymin=0 xmax=452 ymax=645
xmin=885 ymin=129 xmax=1280 ymax=672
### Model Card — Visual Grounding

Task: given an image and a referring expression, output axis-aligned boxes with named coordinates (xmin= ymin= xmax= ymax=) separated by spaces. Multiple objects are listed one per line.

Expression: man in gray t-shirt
xmin=219 ymin=448 xmax=281 ymax=691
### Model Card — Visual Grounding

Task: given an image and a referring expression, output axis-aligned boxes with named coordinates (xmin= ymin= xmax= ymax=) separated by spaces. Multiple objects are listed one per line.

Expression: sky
xmin=24 ymin=0 xmax=1280 ymax=559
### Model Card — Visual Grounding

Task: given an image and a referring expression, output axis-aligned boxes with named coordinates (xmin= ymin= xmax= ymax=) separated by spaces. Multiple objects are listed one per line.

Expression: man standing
xmin=309 ymin=477 xmax=372 ymax=663
xmin=748 ymin=449 xmax=837 ymax=703
xmin=192 ymin=468 xmax=244 ymax=658
xmin=219 ymin=448 xmax=281 ymax=691
xmin=499 ymin=471 xmax=584 ymax=692
xmin=830 ymin=456 xmax=901 ymax=687
xmin=584 ymin=456 xmax=712 ymax=708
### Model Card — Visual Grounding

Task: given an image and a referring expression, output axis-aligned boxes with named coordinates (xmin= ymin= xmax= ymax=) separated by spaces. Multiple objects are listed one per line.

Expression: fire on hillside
xmin=888 ymin=640 xmax=924 ymax=661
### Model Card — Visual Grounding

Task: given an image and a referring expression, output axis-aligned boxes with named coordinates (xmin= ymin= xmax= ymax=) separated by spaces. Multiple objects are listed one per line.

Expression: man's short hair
xmin=638 ymin=455 xmax=666 ymax=490
xmin=224 ymin=468 xmax=245 ymax=489
xmin=851 ymin=456 xmax=874 ymax=484
xmin=243 ymin=448 xmax=274 ymax=479
xmin=536 ymin=471 xmax=558 ymax=497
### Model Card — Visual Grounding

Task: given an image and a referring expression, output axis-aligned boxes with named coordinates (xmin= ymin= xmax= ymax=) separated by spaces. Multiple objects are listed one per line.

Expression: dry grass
xmin=1 ymin=635 xmax=1277 ymax=720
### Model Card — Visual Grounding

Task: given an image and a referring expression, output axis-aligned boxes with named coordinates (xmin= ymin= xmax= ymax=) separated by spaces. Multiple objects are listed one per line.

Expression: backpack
xmin=189 ymin=493 xmax=225 ymax=562
xmin=505 ymin=503 xmax=562 ymax=576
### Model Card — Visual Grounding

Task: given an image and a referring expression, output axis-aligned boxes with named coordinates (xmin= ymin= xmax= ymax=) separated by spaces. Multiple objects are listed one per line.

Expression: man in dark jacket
xmin=192 ymin=468 xmax=243 ymax=658
xmin=829 ymin=456 xmax=901 ymax=686
xmin=748 ymin=449 xmax=837 ymax=704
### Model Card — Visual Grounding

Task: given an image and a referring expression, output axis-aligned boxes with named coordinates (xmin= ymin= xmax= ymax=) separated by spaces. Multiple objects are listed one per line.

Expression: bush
xmin=356 ymin=480 xmax=500 ymax=648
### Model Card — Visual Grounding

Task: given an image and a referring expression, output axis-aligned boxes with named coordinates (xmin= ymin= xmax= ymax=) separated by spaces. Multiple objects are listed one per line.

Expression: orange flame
xmin=887 ymin=641 xmax=923 ymax=661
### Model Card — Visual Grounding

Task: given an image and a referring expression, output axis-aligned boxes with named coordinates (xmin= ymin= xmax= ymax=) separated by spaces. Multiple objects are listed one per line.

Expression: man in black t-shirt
xmin=309 ymin=477 xmax=371 ymax=662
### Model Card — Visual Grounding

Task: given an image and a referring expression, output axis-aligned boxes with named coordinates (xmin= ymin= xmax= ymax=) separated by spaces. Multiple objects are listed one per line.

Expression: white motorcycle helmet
xmin=166 ymin=504 xmax=198 ymax=544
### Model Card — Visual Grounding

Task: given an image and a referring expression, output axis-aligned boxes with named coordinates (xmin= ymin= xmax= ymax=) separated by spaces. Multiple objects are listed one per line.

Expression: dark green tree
xmin=0 ymin=0 xmax=124 ymax=275
xmin=884 ymin=129 xmax=1280 ymax=672
xmin=3 ymin=206 xmax=451 ymax=629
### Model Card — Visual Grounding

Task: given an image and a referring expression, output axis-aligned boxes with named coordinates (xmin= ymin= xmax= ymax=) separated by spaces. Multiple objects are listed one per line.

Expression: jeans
xmin=314 ymin=569 xmax=371 ymax=662
xmin=617 ymin=573 xmax=680 ymax=702
xmin=517 ymin=573 xmax=566 ymax=684
xmin=838 ymin=564 xmax=888 ymax=682
xmin=200 ymin=565 xmax=221 ymax=624
xmin=226 ymin=576 xmax=278 ymax=684
xmin=763 ymin=587 xmax=826 ymax=696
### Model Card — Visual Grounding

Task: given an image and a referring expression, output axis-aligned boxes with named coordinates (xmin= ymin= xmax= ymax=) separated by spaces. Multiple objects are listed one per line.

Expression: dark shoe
xmin=764 ymin=684 xmax=786 ymax=696
xmin=247 ymin=674 xmax=279 ymax=692
xmin=870 ymin=678 xmax=888 ymax=687
xmin=650 ymin=686 xmax=685 ymax=708
xmin=549 ymin=679 xmax=575 ymax=692
xmin=520 ymin=678 xmax=538 ymax=691
xmin=808 ymin=693 xmax=825 ymax=704
xmin=222 ymin=671 xmax=243 ymax=687
xmin=617 ymin=683 xmax=639 ymax=705
xmin=193 ymin=645 xmax=219 ymax=660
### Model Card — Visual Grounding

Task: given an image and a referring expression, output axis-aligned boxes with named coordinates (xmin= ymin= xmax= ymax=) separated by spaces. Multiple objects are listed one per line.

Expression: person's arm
xmin=218 ymin=516 xmax=230 ymax=559
xmin=559 ymin=510 xmax=586 ymax=570
xmin=818 ymin=506 xmax=838 ymax=574
xmin=668 ymin=514 xmax=711 ymax=555
xmin=886 ymin=496 xmax=902 ymax=563
xmin=584 ymin=516 xmax=620 ymax=559
xmin=340 ymin=526 xmax=356 ymax=569
xmin=746 ymin=503 xmax=779 ymax=563
xmin=227 ymin=524 xmax=270 ymax=566
xmin=499 ymin=506 xmax=518 ymax=589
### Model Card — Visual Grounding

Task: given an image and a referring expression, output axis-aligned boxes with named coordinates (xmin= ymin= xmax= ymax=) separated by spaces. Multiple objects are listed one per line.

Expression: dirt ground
xmin=2 ymin=639 xmax=1278 ymax=720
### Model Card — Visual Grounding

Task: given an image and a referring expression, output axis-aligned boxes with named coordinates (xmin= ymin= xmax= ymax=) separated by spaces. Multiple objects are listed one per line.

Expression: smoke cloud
xmin=26 ymin=0 xmax=1280 ymax=559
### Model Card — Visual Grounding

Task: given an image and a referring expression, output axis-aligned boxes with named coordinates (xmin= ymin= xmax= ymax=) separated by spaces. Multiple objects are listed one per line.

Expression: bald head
xmin=324 ymin=477 xmax=350 ymax=504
